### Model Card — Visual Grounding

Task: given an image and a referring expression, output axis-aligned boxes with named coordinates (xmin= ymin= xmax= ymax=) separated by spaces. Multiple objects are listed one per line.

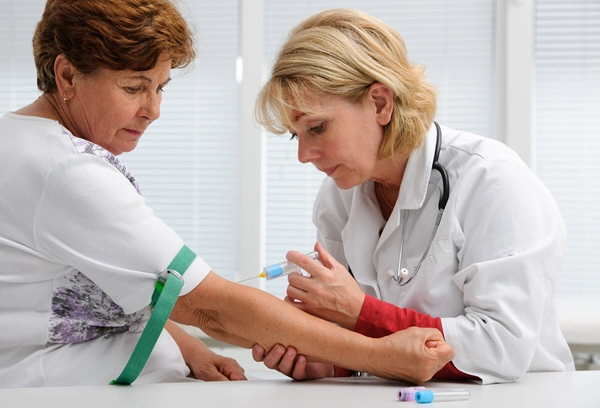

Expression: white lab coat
xmin=313 ymin=124 xmax=574 ymax=384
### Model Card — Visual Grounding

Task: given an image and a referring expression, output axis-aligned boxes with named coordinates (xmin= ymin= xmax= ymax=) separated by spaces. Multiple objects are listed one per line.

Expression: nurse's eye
xmin=309 ymin=123 xmax=325 ymax=134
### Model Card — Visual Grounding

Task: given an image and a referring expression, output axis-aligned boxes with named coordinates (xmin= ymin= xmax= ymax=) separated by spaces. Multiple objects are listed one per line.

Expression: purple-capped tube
xmin=397 ymin=386 xmax=426 ymax=401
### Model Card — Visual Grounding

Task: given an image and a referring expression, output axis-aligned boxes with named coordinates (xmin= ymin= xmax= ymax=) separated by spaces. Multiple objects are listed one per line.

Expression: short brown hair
xmin=255 ymin=8 xmax=437 ymax=158
xmin=33 ymin=0 xmax=196 ymax=93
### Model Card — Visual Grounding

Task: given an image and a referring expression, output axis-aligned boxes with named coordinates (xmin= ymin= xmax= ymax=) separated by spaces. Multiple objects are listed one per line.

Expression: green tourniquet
xmin=110 ymin=245 xmax=196 ymax=385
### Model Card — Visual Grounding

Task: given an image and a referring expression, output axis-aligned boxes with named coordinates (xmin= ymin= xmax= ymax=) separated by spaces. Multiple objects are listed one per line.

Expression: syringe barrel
xmin=262 ymin=261 xmax=301 ymax=280
xmin=262 ymin=251 xmax=319 ymax=280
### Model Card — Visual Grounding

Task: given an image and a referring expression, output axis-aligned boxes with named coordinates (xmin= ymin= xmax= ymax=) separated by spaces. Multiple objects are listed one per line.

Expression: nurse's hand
xmin=284 ymin=242 xmax=365 ymax=330
xmin=252 ymin=344 xmax=334 ymax=380
xmin=370 ymin=327 xmax=455 ymax=384
xmin=252 ymin=328 xmax=454 ymax=384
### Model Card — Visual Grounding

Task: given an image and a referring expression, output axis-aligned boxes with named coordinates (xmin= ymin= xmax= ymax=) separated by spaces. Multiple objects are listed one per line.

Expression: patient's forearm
xmin=170 ymin=271 xmax=453 ymax=383
xmin=170 ymin=272 xmax=375 ymax=372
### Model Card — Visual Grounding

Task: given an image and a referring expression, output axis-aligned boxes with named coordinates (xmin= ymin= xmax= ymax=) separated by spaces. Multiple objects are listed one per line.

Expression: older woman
xmin=0 ymin=0 xmax=453 ymax=387
xmin=252 ymin=8 xmax=574 ymax=384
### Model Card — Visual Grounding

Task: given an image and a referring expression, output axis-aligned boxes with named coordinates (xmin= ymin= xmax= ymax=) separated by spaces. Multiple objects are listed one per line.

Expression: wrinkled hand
xmin=186 ymin=345 xmax=247 ymax=381
xmin=285 ymin=242 xmax=366 ymax=330
xmin=252 ymin=343 xmax=334 ymax=380
xmin=368 ymin=327 xmax=455 ymax=384
xmin=166 ymin=320 xmax=247 ymax=381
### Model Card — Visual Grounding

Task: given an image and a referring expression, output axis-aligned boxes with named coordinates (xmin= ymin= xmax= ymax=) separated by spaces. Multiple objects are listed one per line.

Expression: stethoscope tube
xmin=389 ymin=121 xmax=449 ymax=286
xmin=432 ymin=121 xmax=449 ymax=212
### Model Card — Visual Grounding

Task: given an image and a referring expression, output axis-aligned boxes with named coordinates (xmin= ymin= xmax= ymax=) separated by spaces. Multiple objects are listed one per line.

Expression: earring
xmin=63 ymin=92 xmax=68 ymax=103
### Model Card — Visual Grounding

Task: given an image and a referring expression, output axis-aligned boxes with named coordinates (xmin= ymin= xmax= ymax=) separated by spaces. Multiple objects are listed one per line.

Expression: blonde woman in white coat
xmin=252 ymin=8 xmax=574 ymax=384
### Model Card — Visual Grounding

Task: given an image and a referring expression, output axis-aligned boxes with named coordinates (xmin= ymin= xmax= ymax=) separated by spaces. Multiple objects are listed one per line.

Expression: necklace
xmin=377 ymin=182 xmax=395 ymax=210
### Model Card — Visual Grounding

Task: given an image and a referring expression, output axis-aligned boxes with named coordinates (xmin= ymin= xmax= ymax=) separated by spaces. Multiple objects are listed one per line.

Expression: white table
xmin=1 ymin=370 xmax=599 ymax=408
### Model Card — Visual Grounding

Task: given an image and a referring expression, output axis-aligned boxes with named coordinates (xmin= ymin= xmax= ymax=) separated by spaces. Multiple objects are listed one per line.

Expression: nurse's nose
xmin=297 ymin=136 xmax=319 ymax=164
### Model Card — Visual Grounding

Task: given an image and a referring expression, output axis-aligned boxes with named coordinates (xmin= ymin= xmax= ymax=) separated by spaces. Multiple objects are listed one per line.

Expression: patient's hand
xmin=166 ymin=320 xmax=246 ymax=381
xmin=186 ymin=345 xmax=247 ymax=381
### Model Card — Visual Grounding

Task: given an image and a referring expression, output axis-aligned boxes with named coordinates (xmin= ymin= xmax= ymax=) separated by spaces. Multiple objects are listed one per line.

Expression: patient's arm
xmin=170 ymin=271 xmax=454 ymax=384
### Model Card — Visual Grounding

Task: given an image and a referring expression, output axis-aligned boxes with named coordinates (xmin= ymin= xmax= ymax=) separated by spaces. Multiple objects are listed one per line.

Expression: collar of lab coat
xmin=396 ymin=123 xmax=437 ymax=210
xmin=339 ymin=124 xmax=438 ymax=290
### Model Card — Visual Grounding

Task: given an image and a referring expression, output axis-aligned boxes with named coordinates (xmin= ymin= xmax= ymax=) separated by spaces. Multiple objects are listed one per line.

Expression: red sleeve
xmin=352 ymin=294 xmax=479 ymax=381
xmin=334 ymin=366 xmax=353 ymax=377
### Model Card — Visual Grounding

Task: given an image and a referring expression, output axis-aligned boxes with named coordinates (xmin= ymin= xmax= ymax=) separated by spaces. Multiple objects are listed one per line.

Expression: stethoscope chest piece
xmin=389 ymin=122 xmax=449 ymax=286
xmin=386 ymin=267 xmax=411 ymax=281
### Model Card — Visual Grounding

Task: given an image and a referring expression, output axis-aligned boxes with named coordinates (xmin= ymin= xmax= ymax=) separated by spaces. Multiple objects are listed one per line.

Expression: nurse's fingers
xmin=285 ymin=248 xmax=326 ymax=277
xmin=275 ymin=346 xmax=301 ymax=376
xmin=285 ymin=281 xmax=319 ymax=309
xmin=313 ymin=241 xmax=338 ymax=270
xmin=291 ymin=355 xmax=310 ymax=379
xmin=285 ymin=242 xmax=340 ymax=275
xmin=252 ymin=344 xmax=302 ymax=378
xmin=283 ymin=295 xmax=309 ymax=312
xmin=257 ymin=344 xmax=287 ymax=369
xmin=286 ymin=243 xmax=358 ymax=302
xmin=251 ymin=344 xmax=267 ymax=362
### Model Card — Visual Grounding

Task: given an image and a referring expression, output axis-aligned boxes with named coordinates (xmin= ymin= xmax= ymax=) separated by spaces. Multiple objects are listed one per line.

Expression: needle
xmin=236 ymin=275 xmax=260 ymax=284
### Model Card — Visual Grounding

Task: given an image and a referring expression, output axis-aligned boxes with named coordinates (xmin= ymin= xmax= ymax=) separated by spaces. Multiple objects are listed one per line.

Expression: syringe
xmin=235 ymin=251 xmax=320 ymax=283
xmin=259 ymin=251 xmax=319 ymax=280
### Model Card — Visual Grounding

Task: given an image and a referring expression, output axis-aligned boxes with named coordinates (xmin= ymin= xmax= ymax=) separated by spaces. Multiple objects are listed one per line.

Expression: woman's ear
xmin=368 ymin=83 xmax=394 ymax=126
xmin=54 ymin=54 xmax=75 ymax=100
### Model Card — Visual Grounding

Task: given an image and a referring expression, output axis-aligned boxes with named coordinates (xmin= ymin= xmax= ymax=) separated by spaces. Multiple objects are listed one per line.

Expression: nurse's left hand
xmin=252 ymin=343 xmax=334 ymax=380
xmin=284 ymin=241 xmax=366 ymax=330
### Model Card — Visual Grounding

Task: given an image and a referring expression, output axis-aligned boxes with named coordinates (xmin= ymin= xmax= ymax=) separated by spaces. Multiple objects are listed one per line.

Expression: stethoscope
xmin=386 ymin=121 xmax=450 ymax=286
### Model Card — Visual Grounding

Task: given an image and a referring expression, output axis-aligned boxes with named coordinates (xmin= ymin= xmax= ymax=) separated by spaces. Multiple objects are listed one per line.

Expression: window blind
xmin=0 ymin=1 xmax=42 ymax=113
xmin=125 ymin=1 xmax=239 ymax=281
xmin=263 ymin=0 xmax=496 ymax=298
xmin=535 ymin=0 xmax=600 ymax=299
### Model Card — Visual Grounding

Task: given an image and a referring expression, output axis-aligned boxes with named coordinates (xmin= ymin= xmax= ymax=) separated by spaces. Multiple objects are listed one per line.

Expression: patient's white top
xmin=0 ymin=113 xmax=210 ymax=387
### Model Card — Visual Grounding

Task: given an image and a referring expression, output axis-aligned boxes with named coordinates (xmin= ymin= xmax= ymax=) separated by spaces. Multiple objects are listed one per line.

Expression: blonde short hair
xmin=255 ymin=8 xmax=437 ymax=158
